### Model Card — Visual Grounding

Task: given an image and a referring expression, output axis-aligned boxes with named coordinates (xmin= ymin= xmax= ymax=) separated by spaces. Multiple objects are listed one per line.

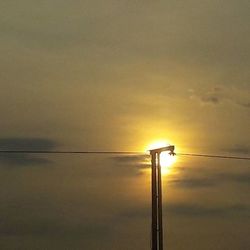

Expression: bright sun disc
xmin=160 ymin=151 xmax=176 ymax=165
xmin=146 ymin=140 xmax=176 ymax=174
xmin=160 ymin=152 xmax=176 ymax=174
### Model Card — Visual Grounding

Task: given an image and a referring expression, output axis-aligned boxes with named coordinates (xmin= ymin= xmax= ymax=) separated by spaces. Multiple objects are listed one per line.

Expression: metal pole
xmin=150 ymin=145 xmax=175 ymax=250
xmin=151 ymin=152 xmax=158 ymax=250
xmin=157 ymin=153 xmax=163 ymax=250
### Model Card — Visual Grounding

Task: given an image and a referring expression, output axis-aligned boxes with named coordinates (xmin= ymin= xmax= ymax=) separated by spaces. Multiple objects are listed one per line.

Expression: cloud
xmin=192 ymin=86 xmax=250 ymax=110
xmin=201 ymin=95 xmax=220 ymax=104
xmin=168 ymin=178 xmax=216 ymax=188
xmin=237 ymin=102 xmax=250 ymax=108
xmin=0 ymin=137 xmax=57 ymax=166
xmin=112 ymin=154 xmax=150 ymax=166
xmin=216 ymin=172 xmax=250 ymax=185
xmin=0 ymin=153 xmax=51 ymax=166
xmin=189 ymin=86 xmax=224 ymax=105
xmin=0 ymin=137 xmax=57 ymax=151
xmin=119 ymin=206 xmax=150 ymax=219
xmin=165 ymin=203 xmax=250 ymax=218
xmin=224 ymin=144 xmax=250 ymax=155
xmin=168 ymin=170 xmax=250 ymax=189
xmin=0 ymin=219 xmax=110 ymax=238
xmin=119 ymin=202 xmax=250 ymax=219
xmin=110 ymin=154 xmax=150 ymax=175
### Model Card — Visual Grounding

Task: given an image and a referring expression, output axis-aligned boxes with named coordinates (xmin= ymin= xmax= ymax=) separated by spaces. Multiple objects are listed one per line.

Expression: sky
xmin=0 ymin=1 xmax=249 ymax=249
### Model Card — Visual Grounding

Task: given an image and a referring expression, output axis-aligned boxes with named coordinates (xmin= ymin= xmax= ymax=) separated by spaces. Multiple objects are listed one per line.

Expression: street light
xmin=149 ymin=145 xmax=175 ymax=250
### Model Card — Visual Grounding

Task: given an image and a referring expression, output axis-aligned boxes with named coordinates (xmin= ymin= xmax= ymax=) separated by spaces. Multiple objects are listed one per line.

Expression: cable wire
xmin=0 ymin=150 xmax=143 ymax=154
xmin=0 ymin=150 xmax=249 ymax=161
xmin=177 ymin=153 xmax=250 ymax=161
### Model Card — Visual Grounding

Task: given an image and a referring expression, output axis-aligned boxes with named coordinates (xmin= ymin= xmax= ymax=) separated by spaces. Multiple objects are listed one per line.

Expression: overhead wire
xmin=176 ymin=153 xmax=250 ymax=161
xmin=0 ymin=150 xmax=249 ymax=160
xmin=0 ymin=150 xmax=142 ymax=154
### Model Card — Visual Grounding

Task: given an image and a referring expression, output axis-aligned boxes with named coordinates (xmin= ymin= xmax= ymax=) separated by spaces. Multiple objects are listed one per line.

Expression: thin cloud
xmin=0 ymin=153 xmax=51 ymax=166
xmin=110 ymin=154 xmax=151 ymax=175
xmin=168 ymin=170 xmax=250 ymax=189
xmin=111 ymin=154 xmax=150 ymax=164
xmin=239 ymin=102 xmax=250 ymax=108
xmin=168 ymin=178 xmax=216 ymax=189
xmin=0 ymin=137 xmax=57 ymax=151
xmin=192 ymin=86 xmax=250 ymax=109
xmin=201 ymin=95 xmax=220 ymax=104
xmin=0 ymin=217 xmax=110 ymax=238
xmin=0 ymin=137 xmax=57 ymax=166
xmin=216 ymin=172 xmax=250 ymax=185
xmin=223 ymin=144 xmax=250 ymax=155
xmin=119 ymin=202 xmax=250 ymax=219
xmin=165 ymin=203 xmax=250 ymax=218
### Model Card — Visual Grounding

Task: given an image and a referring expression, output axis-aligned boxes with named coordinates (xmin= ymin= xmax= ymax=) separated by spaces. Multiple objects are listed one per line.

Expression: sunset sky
xmin=0 ymin=1 xmax=249 ymax=249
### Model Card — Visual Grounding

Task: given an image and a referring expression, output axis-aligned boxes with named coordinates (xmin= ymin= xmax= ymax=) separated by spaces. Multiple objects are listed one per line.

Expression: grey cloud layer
xmin=0 ymin=137 xmax=57 ymax=150
xmin=169 ymin=172 xmax=250 ymax=189
xmin=0 ymin=137 xmax=57 ymax=166
xmin=110 ymin=154 xmax=150 ymax=175
xmin=120 ymin=202 xmax=250 ymax=219
xmin=224 ymin=144 xmax=250 ymax=155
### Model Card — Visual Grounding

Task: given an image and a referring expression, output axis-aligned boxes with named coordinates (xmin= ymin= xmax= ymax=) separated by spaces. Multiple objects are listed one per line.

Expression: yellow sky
xmin=0 ymin=2 xmax=249 ymax=248
xmin=0 ymin=0 xmax=249 ymax=155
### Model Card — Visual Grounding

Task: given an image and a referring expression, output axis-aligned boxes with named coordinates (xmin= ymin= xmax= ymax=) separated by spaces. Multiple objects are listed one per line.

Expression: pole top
xmin=149 ymin=145 xmax=175 ymax=155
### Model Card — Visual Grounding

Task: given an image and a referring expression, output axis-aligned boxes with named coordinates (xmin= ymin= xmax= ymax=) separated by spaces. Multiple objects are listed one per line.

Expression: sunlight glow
xmin=146 ymin=140 xmax=176 ymax=175
xmin=159 ymin=152 xmax=176 ymax=174
xmin=146 ymin=140 xmax=170 ymax=151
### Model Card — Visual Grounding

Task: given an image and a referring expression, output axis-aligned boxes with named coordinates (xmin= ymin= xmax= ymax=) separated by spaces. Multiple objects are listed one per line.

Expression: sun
xmin=159 ymin=151 xmax=176 ymax=174
xmin=146 ymin=140 xmax=176 ymax=174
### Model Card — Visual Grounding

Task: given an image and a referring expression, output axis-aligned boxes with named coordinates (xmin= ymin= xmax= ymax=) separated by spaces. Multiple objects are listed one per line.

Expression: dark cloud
xmin=165 ymin=203 xmax=250 ymax=218
xmin=216 ymin=172 xmax=250 ymax=185
xmin=223 ymin=144 xmax=250 ymax=155
xmin=0 ymin=137 xmax=57 ymax=151
xmin=168 ymin=170 xmax=250 ymax=189
xmin=168 ymin=178 xmax=216 ymax=188
xmin=235 ymin=101 xmax=250 ymax=108
xmin=120 ymin=202 xmax=250 ymax=219
xmin=112 ymin=154 xmax=150 ymax=165
xmin=0 ymin=153 xmax=51 ymax=166
xmin=192 ymin=86 xmax=223 ymax=105
xmin=0 ymin=214 xmax=110 ymax=239
xmin=195 ymin=86 xmax=250 ymax=109
xmin=240 ymin=102 xmax=250 ymax=108
xmin=119 ymin=206 xmax=150 ymax=219
xmin=201 ymin=95 xmax=220 ymax=104
xmin=0 ymin=137 xmax=57 ymax=166
xmin=110 ymin=154 xmax=151 ymax=175
xmin=167 ymin=164 xmax=250 ymax=189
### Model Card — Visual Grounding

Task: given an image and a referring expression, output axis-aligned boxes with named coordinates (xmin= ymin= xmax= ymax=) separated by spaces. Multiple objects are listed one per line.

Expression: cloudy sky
xmin=0 ymin=1 xmax=249 ymax=249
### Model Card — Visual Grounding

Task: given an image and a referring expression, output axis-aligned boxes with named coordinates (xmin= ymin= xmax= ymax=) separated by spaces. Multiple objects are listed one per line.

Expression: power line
xmin=0 ymin=150 xmax=249 ymax=161
xmin=0 ymin=150 xmax=142 ymax=154
xmin=177 ymin=153 xmax=250 ymax=161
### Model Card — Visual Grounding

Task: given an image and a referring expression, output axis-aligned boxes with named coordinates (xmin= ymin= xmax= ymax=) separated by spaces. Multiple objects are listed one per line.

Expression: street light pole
xmin=150 ymin=146 xmax=175 ymax=250
xmin=151 ymin=151 xmax=158 ymax=250
xmin=157 ymin=152 xmax=163 ymax=250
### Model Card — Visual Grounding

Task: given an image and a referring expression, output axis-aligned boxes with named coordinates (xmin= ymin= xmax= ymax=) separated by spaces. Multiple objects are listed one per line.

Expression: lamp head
xmin=149 ymin=145 xmax=175 ymax=155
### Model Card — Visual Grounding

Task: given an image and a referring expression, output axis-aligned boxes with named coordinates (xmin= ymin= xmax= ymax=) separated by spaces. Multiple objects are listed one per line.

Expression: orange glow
xmin=159 ymin=152 xmax=176 ymax=174
xmin=146 ymin=140 xmax=177 ymax=175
